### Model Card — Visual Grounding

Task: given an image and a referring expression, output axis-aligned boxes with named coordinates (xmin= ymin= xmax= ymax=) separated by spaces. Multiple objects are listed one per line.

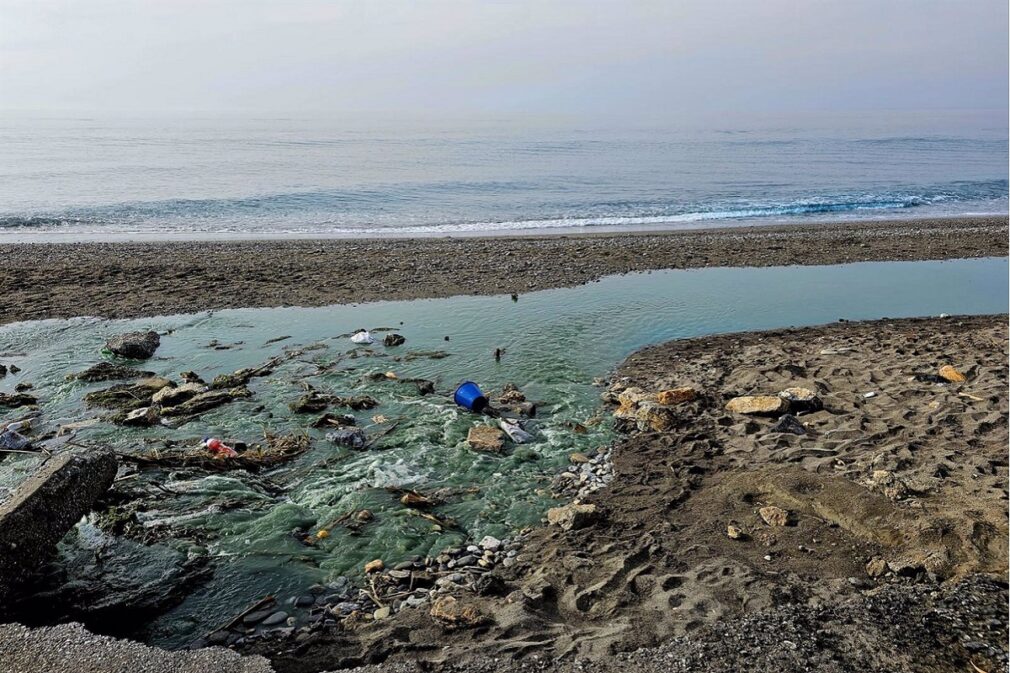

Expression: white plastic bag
xmin=350 ymin=330 xmax=374 ymax=345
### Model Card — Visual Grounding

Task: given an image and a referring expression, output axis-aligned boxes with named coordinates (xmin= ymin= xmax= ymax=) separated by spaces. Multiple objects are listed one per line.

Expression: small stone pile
xmin=551 ymin=448 xmax=613 ymax=498
xmin=207 ymin=534 xmax=526 ymax=648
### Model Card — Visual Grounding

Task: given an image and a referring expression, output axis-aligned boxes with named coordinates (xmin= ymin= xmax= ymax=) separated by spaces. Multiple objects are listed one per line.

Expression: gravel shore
xmin=0 ymin=216 xmax=1005 ymax=324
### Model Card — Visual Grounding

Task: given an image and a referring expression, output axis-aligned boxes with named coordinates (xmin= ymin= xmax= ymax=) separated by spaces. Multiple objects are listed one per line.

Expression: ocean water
xmin=0 ymin=257 xmax=1005 ymax=645
xmin=0 ymin=111 xmax=1006 ymax=239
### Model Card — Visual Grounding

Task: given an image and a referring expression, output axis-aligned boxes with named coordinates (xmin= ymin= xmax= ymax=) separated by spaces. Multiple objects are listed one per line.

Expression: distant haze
xmin=1 ymin=0 xmax=1007 ymax=119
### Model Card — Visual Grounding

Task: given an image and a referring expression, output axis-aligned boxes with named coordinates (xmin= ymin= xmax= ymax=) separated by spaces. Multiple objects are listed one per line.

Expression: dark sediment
xmin=0 ymin=216 xmax=1005 ymax=324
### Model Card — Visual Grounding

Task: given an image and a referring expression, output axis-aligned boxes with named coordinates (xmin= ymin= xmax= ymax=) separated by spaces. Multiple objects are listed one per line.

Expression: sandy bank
xmin=0 ymin=216 xmax=1005 ymax=325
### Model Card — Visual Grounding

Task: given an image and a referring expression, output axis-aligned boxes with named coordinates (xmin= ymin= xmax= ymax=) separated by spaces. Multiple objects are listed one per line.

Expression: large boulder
xmin=105 ymin=331 xmax=161 ymax=360
xmin=725 ymin=395 xmax=790 ymax=416
xmin=546 ymin=502 xmax=600 ymax=530
xmin=0 ymin=450 xmax=117 ymax=601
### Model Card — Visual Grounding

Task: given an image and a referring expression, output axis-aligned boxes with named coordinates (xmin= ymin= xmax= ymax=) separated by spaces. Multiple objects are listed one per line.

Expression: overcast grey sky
xmin=1 ymin=0 xmax=1006 ymax=118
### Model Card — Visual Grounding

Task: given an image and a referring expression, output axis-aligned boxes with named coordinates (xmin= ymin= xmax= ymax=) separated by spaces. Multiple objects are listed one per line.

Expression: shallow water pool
xmin=0 ymin=257 xmax=1005 ymax=646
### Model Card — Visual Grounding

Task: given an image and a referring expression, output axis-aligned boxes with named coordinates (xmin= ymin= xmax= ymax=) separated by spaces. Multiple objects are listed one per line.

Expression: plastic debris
xmin=499 ymin=418 xmax=534 ymax=443
xmin=454 ymin=381 xmax=489 ymax=413
xmin=204 ymin=437 xmax=238 ymax=458
xmin=350 ymin=330 xmax=375 ymax=345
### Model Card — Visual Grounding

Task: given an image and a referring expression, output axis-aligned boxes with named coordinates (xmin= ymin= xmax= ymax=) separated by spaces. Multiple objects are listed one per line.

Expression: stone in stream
xmin=364 ymin=559 xmax=384 ymax=573
xmin=67 ymin=362 xmax=155 ymax=382
xmin=160 ymin=387 xmax=250 ymax=417
xmin=152 ymin=382 xmax=206 ymax=407
xmin=290 ymin=391 xmax=330 ymax=414
xmin=479 ymin=535 xmax=502 ymax=551
xmin=467 ymin=425 xmax=505 ymax=453
xmin=725 ymin=395 xmax=790 ymax=416
xmin=0 ymin=392 xmax=37 ymax=408
xmin=84 ymin=377 xmax=173 ymax=411
xmin=325 ymin=427 xmax=367 ymax=449
xmin=0 ymin=449 xmax=117 ymax=601
xmin=261 ymin=610 xmax=289 ymax=626
xmin=121 ymin=406 xmax=160 ymax=427
xmin=105 ymin=330 xmax=161 ymax=359
xmin=382 ymin=333 xmax=406 ymax=347
xmin=243 ymin=609 xmax=274 ymax=625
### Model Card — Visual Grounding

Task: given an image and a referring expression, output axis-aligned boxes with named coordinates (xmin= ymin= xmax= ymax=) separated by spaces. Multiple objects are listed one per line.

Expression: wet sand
xmin=254 ymin=314 xmax=1007 ymax=673
xmin=1 ymin=215 xmax=1006 ymax=325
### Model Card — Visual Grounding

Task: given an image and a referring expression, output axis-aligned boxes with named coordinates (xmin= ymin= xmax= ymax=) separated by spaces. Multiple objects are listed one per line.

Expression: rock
xmin=758 ymin=505 xmax=790 ymax=527
xmin=479 ymin=535 xmax=502 ymax=551
xmin=160 ymin=387 xmax=250 ymax=417
xmin=244 ymin=609 xmax=273 ymax=624
xmin=122 ymin=406 xmax=160 ymax=427
xmin=68 ymin=362 xmax=155 ymax=382
xmin=400 ymin=492 xmax=434 ymax=508
xmin=656 ymin=387 xmax=697 ymax=405
xmin=865 ymin=557 xmax=888 ymax=578
xmin=0 ymin=364 xmax=5 ymax=377
xmin=938 ymin=365 xmax=966 ymax=383
xmin=473 ymin=574 xmax=508 ymax=597
xmin=725 ymin=395 xmax=790 ymax=416
xmin=364 ymin=559 xmax=384 ymax=573
xmin=770 ymin=414 xmax=807 ymax=435
xmin=0 ymin=429 xmax=32 ymax=451
xmin=467 ymin=425 xmax=505 ymax=453
xmin=634 ymin=401 xmax=678 ymax=432
xmin=261 ymin=610 xmax=288 ymax=626
xmin=210 ymin=369 xmax=262 ymax=389
xmin=613 ymin=387 xmax=656 ymax=418
xmin=355 ymin=509 xmax=373 ymax=522
xmin=778 ymin=387 xmax=823 ymax=412
xmin=569 ymin=452 xmax=590 ymax=464
xmin=429 ymin=596 xmax=487 ymax=628
xmin=152 ymin=382 xmax=206 ymax=407
xmin=325 ymin=427 xmax=367 ymax=449
xmin=84 ymin=377 xmax=173 ymax=411
xmin=546 ymin=503 xmax=600 ymax=531
xmin=105 ymin=331 xmax=161 ymax=359
xmin=383 ymin=333 xmax=406 ymax=347
xmin=373 ymin=606 xmax=391 ymax=619
xmin=0 ymin=392 xmax=37 ymax=408
xmin=0 ymin=449 xmax=117 ymax=601
xmin=290 ymin=392 xmax=330 ymax=413
xmin=498 ymin=384 xmax=526 ymax=405
xmin=727 ymin=524 xmax=746 ymax=540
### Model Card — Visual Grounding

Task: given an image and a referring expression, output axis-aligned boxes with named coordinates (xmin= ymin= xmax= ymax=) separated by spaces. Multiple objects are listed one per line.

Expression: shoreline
xmin=0 ymin=215 xmax=1006 ymax=325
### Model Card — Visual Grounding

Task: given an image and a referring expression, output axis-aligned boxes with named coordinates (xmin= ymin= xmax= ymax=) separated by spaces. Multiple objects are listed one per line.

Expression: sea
xmin=0 ymin=110 xmax=1006 ymax=240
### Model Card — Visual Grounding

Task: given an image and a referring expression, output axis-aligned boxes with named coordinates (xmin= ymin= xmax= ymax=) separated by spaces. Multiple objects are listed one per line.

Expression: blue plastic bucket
xmin=453 ymin=381 xmax=488 ymax=412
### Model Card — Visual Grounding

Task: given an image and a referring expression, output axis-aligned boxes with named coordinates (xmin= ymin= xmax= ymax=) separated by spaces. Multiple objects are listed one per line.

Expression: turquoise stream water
xmin=0 ymin=257 xmax=1006 ymax=646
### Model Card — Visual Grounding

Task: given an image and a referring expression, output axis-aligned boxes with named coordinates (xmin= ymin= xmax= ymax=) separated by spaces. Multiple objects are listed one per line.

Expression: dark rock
xmin=8 ymin=364 xmax=20 ymax=374
xmin=105 ymin=331 xmax=161 ymax=360
xmin=474 ymin=574 xmax=508 ymax=597
xmin=311 ymin=413 xmax=356 ymax=428
xmin=262 ymin=610 xmax=289 ymax=626
xmin=325 ymin=427 xmax=367 ymax=449
xmin=0 ymin=449 xmax=117 ymax=601
xmin=771 ymin=414 xmax=807 ymax=435
xmin=83 ymin=377 xmax=173 ymax=411
xmin=295 ymin=595 xmax=315 ymax=607
xmin=243 ymin=609 xmax=273 ymax=625
xmin=160 ymin=387 xmax=250 ymax=417
xmin=0 ymin=364 xmax=6 ymax=377
xmin=67 ymin=362 xmax=155 ymax=383
xmin=290 ymin=392 xmax=329 ymax=414
xmin=0 ymin=392 xmax=37 ymax=408
xmin=383 ymin=333 xmax=406 ymax=347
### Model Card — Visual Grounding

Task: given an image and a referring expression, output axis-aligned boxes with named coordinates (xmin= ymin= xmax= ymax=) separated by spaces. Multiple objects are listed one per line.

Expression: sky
xmin=1 ymin=0 xmax=1007 ymax=119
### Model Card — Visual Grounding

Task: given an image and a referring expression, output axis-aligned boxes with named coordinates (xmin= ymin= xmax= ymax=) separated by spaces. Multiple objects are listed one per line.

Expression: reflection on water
xmin=0 ymin=257 xmax=1005 ymax=645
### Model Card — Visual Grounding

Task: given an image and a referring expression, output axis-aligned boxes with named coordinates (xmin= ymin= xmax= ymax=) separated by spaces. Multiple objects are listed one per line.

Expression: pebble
xmin=261 ymin=611 xmax=288 ymax=626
